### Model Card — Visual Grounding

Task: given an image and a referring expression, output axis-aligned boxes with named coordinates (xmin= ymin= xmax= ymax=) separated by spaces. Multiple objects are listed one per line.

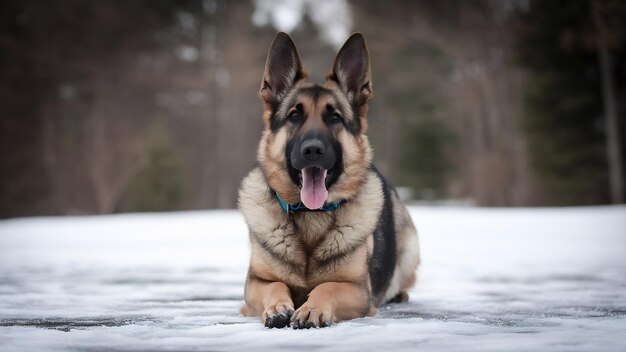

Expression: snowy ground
xmin=0 ymin=206 xmax=625 ymax=351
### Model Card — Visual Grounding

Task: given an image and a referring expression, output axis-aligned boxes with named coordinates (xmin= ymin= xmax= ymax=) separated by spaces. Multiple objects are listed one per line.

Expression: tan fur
xmin=291 ymin=281 xmax=374 ymax=328
xmin=257 ymin=128 xmax=301 ymax=204
xmin=240 ymin=170 xmax=383 ymax=285
xmin=239 ymin=166 xmax=418 ymax=326
xmin=324 ymin=80 xmax=369 ymax=133
xmin=258 ymin=84 xmax=369 ymax=205
xmin=239 ymin=32 xmax=419 ymax=328
xmin=326 ymin=129 xmax=372 ymax=203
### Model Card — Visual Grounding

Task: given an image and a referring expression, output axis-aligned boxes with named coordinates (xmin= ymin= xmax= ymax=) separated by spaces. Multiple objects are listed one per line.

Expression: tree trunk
xmin=593 ymin=3 xmax=623 ymax=204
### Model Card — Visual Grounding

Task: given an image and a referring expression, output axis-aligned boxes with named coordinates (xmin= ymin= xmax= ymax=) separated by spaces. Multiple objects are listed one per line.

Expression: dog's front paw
xmin=263 ymin=302 xmax=294 ymax=329
xmin=291 ymin=304 xmax=333 ymax=329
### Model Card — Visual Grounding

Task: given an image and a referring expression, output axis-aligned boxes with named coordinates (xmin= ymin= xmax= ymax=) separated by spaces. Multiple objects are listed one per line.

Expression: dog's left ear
xmin=260 ymin=32 xmax=307 ymax=105
xmin=327 ymin=33 xmax=372 ymax=109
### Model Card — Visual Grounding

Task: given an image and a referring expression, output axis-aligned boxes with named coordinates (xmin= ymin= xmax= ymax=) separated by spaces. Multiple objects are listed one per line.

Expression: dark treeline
xmin=0 ymin=0 xmax=624 ymax=217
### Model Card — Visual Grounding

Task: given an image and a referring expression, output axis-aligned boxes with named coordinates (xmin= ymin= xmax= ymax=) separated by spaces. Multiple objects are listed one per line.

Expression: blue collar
xmin=275 ymin=192 xmax=345 ymax=214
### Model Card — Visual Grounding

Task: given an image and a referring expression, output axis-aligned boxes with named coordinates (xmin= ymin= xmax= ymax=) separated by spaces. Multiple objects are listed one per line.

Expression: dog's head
xmin=257 ymin=32 xmax=373 ymax=209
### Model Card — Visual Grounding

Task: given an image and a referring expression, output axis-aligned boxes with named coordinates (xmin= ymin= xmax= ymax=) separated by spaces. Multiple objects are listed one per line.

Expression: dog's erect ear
xmin=260 ymin=32 xmax=307 ymax=104
xmin=327 ymin=33 xmax=372 ymax=107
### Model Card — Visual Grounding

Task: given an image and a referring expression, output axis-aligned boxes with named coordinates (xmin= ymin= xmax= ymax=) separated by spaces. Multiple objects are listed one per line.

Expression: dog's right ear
xmin=260 ymin=32 xmax=307 ymax=104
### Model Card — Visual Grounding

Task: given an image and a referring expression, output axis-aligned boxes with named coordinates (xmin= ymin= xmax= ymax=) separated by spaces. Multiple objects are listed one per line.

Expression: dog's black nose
xmin=301 ymin=139 xmax=326 ymax=161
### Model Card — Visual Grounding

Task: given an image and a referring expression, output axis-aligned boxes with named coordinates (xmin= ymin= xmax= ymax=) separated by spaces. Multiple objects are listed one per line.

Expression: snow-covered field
xmin=0 ymin=206 xmax=625 ymax=351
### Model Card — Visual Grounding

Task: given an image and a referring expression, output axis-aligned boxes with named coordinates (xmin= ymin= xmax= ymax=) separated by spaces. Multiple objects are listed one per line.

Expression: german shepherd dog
xmin=239 ymin=32 xmax=420 ymax=329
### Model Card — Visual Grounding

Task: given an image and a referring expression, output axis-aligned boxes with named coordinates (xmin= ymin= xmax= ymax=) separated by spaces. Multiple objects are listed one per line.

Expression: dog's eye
xmin=288 ymin=111 xmax=299 ymax=120
xmin=331 ymin=113 xmax=341 ymax=121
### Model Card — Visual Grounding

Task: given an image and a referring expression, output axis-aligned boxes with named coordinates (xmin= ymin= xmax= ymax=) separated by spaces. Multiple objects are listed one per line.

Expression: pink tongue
xmin=300 ymin=167 xmax=328 ymax=209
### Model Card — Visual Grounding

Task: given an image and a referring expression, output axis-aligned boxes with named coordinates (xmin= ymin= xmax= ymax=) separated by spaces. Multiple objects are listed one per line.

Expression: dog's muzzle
xmin=290 ymin=133 xmax=336 ymax=209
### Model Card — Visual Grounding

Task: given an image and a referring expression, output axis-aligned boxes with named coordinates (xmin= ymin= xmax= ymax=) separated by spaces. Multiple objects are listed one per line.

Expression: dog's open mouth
xmin=298 ymin=167 xmax=329 ymax=209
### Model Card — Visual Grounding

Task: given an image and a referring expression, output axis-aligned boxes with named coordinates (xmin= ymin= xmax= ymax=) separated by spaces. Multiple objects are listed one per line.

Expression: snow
xmin=0 ymin=206 xmax=625 ymax=351
xmin=251 ymin=0 xmax=352 ymax=49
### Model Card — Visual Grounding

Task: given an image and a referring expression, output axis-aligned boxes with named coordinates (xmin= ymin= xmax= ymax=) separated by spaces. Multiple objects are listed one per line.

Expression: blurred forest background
xmin=1 ymin=0 xmax=625 ymax=218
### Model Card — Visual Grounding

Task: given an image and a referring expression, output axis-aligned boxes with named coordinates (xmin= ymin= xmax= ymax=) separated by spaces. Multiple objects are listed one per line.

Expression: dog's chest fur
xmin=239 ymin=167 xmax=383 ymax=290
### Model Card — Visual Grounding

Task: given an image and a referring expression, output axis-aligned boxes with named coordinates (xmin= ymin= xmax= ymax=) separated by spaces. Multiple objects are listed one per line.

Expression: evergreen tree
xmin=516 ymin=0 xmax=626 ymax=205
xmin=118 ymin=124 xmax=186 ymax=212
